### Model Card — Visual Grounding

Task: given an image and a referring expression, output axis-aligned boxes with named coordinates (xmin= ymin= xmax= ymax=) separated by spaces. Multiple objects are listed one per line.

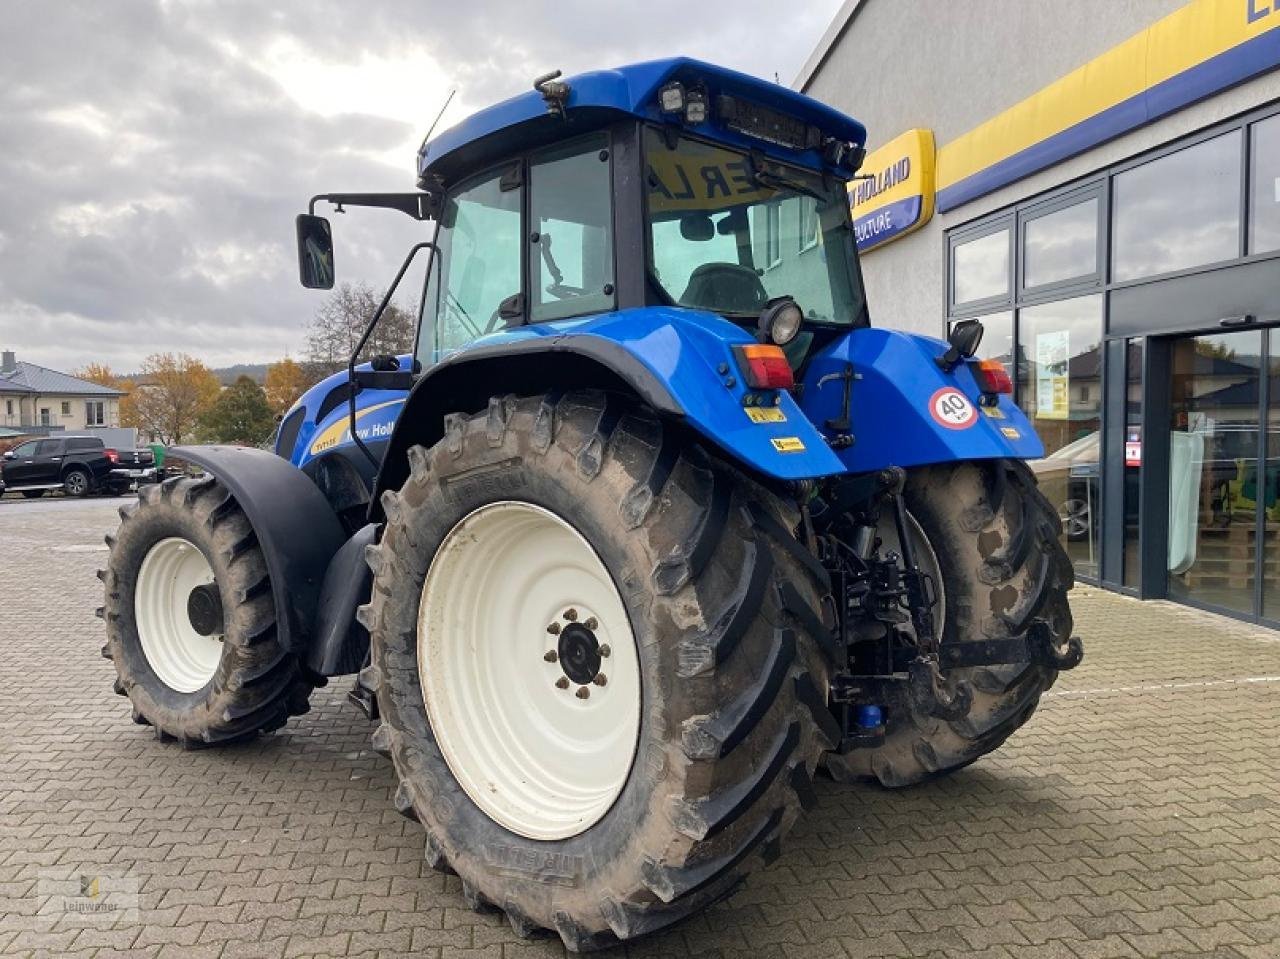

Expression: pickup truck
xmin=0 ymin=435 xmax=156 ymax=498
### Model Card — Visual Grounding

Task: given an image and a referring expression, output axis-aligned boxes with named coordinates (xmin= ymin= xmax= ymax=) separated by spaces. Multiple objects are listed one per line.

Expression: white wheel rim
xmin=134 ymin=537 xmax=223 ymax=693
xmin=418 ymin=501 xmax=642 ymax=841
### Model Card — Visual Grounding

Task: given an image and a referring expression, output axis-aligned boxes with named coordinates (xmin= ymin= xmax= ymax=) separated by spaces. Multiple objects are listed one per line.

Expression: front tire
xmin=100 ymin=476 xmax=316 ymax=745
xmin=825 ymin=459 xmax=1074 ymax=788
xmin=364 ymin=392 xmax=838 ymax=950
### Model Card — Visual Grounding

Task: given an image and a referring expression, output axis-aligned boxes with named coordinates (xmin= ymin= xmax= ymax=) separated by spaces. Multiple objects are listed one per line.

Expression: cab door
xmin=2 ymin=440 xmax=41 ymax=486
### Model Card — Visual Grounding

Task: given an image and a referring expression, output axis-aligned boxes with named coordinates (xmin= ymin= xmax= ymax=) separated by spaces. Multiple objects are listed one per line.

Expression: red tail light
xmin=105 ymin=448 xmax=119 ymax=464
xmin=971 ymin=359 xmax=1013 ymax=395
xmin=732 ymin=344 xmax=794 ymax=390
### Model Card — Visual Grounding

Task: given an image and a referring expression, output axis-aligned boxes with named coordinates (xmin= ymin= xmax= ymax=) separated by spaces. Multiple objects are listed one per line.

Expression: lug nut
xmin=599 ymin=644 xmax=611 ymax=658
xmin=575 ymin=686 xmax=591 ymax=699
xmin=593 ymin=674 xmax=608 ymax=687
xmin=555 ymin=677 xmax=569 ymax=690
xmin=585 ymin=617 xmax=598 ymax=630
xmin=563 ymin=608 xmax=578 ymax=621
xmin=547 ymin=622 xmax=561 ymax=635
xmin=543 ymin=650 xmax=558 ymax=663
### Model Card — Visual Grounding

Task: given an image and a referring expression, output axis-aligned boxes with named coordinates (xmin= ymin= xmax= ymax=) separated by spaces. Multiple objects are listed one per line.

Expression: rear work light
xmin=971 ymin=359 xmax=1013 ymax=395
xmin=733 ymin=344 xmax=795 ymax=390
xmin=105 ymin=448 xmax=119 ymax=464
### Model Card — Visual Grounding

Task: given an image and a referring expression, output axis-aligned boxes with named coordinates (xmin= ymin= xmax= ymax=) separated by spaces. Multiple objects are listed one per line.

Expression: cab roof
xmin=417 ymin=57 xmax=867 ymax=186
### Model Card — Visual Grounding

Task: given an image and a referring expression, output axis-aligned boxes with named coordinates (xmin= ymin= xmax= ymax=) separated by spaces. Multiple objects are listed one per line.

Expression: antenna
xmin=418 ymin=88 xmax=457 ymax=155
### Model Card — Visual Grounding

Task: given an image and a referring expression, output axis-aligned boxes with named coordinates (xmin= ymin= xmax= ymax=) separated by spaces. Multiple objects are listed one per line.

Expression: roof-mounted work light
xmin=658 ymin=81 xmax=686 ymax=114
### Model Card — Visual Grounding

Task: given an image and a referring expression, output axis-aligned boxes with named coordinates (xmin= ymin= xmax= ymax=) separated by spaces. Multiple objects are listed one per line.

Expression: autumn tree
xmin=304 ymin=281 xmax=415 ymax=380
xmin=74 ymin=363 xmax=121 ymax=389
xmin=124 ymin=353 xmax=222 ymax=445
xmin=263 ymin=357 xmax=308 ymax=415
xmin=198 ymin=376 xmax=275 ymax=446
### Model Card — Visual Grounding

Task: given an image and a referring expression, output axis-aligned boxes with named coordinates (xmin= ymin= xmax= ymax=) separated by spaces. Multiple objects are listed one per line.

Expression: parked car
xmin=1 ymin=435 xmax=156 ymax=497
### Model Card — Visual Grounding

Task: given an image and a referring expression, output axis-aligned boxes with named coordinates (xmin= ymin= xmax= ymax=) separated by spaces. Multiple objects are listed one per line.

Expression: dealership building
xmin=797 ymin=0 xmax=1280 ymax=625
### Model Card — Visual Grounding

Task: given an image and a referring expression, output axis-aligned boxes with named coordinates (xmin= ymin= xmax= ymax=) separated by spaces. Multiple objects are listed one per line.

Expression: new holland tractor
xmin=100 ymin=58 xmax=1082 ymax=950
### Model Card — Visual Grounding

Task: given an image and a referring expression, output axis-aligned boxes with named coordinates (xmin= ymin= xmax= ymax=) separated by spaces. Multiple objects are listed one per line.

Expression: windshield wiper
xmin=749 ymin=168 xmax=827 ymax=203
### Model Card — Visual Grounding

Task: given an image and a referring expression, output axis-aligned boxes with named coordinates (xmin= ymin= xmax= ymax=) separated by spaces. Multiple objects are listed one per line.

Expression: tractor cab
xmin=297 ymin=58 xmax=869 ymax=370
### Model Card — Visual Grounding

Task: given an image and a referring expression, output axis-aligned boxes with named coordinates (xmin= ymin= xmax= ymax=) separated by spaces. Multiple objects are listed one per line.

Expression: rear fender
xmin=372 ymin=306 xmax=844 ymax=519
xmin=168 ymin=446 xmax=348 ymax=654
xmin=797 ymin=328 xmax=1045 ymax=473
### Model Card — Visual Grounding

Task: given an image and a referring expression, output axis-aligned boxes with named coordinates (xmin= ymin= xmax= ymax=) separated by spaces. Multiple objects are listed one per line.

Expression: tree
xmin=75 ymin=363 xmax=120 ymax=389
xmin=125 ymin=353 xmax=222 ymax=445
xmin=198 ymin=376 xmax=275 ymax=446
xmin=263 ymin=357 xmax=308 ymax=415
xmin=304 ymin=281 xmax=415 ymax=380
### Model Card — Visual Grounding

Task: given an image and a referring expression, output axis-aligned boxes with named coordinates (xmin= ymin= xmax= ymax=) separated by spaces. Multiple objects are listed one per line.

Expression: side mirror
xmin=937 ymin=319 xmax=985 ymax=372
xmin=680 ymin=214 xmax=715 ymax=242
xmin=295 ymin=214 xmax=335 ymax=289
xmin=3 ymin=451 xmax=14 ymax=460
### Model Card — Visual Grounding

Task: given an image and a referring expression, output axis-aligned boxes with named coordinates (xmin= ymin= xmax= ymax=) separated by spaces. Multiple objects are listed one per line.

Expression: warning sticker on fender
xmin=771 ymin=437 xmax=806 ymax=453
xmin=745 ymin=406 xmax=786 ymax=424
xmin=928 ymin=387 xmax=977 ymax=430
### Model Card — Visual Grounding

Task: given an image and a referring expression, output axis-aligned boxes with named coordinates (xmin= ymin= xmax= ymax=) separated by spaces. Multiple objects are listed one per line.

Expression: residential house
xmin=0 ymin=351 xmax=124 ymax=433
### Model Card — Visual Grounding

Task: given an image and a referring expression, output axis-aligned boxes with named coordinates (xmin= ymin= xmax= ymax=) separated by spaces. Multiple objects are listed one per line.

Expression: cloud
xmin=0 ymin=0 xmax=840 ymax=372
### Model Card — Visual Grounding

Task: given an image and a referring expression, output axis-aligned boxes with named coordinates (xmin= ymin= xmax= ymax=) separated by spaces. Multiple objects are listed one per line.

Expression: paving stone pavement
xmin=2 ymin=495 xmax=1279 ymax=959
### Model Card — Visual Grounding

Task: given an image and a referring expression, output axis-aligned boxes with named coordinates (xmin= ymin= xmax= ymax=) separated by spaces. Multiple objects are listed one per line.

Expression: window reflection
xmin=1167 ymin=331 xmax=1264 ymax=617
xmin=1019 ymin=295 xmax=1104 ymax=578
xmin=1113 ymin=131 xmax=1241 ymax=281
xmin=1250 ymin=115 xmax=1280 ymax=254
xmin=1024 ymin=199 xmax=1098 ymax=288
xmin=953 ymin=229 xmax=1009 ymax=304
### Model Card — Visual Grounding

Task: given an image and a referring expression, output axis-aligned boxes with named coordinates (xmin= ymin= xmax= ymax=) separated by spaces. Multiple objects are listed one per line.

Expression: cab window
xmin=528 ymin=134 xmax=614 ymax=321
xmin=421 ymin=165 xmax=523 ymax=359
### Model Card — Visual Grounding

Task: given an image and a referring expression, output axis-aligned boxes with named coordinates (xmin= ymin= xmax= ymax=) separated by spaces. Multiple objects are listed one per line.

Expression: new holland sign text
xmin=849 ymin=129 xmax=936 ymax=253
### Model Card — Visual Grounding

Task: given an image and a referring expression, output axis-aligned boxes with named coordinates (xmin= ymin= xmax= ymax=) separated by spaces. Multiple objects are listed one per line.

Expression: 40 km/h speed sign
xmin=928 ymin=387 xmax=977 ymax=430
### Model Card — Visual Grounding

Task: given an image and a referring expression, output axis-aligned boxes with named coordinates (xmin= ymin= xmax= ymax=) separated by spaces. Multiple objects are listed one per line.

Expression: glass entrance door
xmin=1166 ymin=330 xmax=1267 ymax=617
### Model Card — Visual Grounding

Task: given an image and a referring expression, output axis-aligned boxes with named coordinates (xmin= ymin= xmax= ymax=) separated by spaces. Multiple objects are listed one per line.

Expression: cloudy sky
xmin=0 ymin=0 xmax=840 ymax=373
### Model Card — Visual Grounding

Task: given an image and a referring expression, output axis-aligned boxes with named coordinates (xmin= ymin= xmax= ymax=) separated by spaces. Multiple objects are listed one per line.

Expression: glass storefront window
xmin=952 ymin=228 xmax=1009 ymax=304
xmin=1250 ymin=115 xmax=1280 ymax=254
xmin=1166 ymin=331 xmax=1264 ymax=617
xmin=1112 ymin=131 xmax=1241 ymax=282
xmin=1017 ymin=295 xmax=1104 ymax=578
xmin=1262 ymin=345 xmax=1280 ymax=620
xmin=1123 ymin=340 xmax=1143 ymax=590
xmin=1024 ymin=198 xmax=1098 ymax=288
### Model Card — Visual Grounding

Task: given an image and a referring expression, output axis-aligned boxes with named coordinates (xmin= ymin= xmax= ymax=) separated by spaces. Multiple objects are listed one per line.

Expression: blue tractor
xmin=101 ymin=59 xmax=1081 ymax=949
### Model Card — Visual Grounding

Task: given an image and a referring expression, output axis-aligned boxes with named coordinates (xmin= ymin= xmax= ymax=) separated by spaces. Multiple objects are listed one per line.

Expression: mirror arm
xmin=309 ymin=192 xmax=437 ymax=220
xmin=347 ymin=241 xmax=437 ymax=470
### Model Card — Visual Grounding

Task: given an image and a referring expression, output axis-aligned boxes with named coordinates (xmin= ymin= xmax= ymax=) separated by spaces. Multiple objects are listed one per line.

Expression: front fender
xmin=375 ymin=307 xmax=844 ymax=511
xmin=169 ymin=445 xmax=348 ymax=654
xmin=799 ymin=328 xmax=1045 ymax=473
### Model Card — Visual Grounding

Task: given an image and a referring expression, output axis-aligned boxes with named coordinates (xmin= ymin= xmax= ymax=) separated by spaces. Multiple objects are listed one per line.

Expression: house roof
xmin=0 ymin=361 xmax=124 ymax=396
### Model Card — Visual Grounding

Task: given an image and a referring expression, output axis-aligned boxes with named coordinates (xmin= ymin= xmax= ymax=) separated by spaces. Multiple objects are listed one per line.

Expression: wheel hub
xmin=186 ymin=583 xmax=224 ymax=637
xmin=556 ymin=622 xmax=602 ymax=685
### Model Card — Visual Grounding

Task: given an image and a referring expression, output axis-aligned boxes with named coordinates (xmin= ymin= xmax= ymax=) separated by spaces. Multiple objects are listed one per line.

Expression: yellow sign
xmin=849 ymin=128 xmax=936 ymax=253
xmin=1000 ymin=427 xmax=1022 ymax=440
xmin=745 ymin=406 xmax=787 ymax=424
xmin=771 ymin=437 xmax=806 ymax=453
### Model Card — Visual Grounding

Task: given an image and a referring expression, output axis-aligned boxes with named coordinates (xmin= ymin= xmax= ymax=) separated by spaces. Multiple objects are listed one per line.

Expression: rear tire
xmin=100 ymin=476 xmax=315 ymax=745
xmin=364 ymin=392 xmax=838 ymax=950
xmin=63 ymin=468 xmax=90 ymax=497
xmin=825 ymin=459 xmax=1073 ymax=788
